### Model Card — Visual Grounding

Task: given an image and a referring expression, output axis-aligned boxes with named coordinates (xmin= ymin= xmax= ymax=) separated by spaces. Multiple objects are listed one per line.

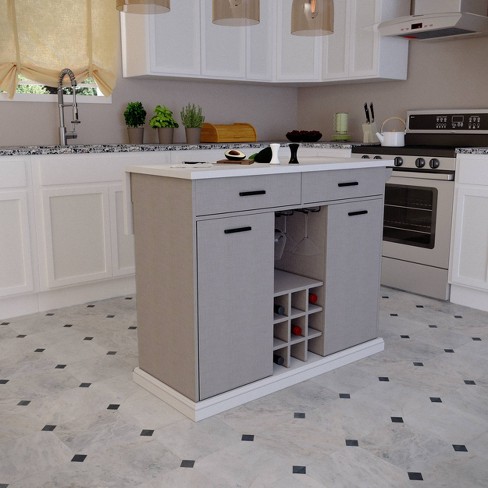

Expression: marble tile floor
xmin=0 ymin=287 xmax=487 ymax=487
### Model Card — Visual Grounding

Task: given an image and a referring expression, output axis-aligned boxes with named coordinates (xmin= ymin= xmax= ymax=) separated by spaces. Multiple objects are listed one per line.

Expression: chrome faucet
xmin=58 ymin=68 xmax=80 ymax=145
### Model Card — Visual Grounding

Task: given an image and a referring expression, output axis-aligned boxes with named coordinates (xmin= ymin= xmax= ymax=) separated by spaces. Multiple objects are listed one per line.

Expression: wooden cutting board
xmin=216 ymin=159 xmax=254 ymax=165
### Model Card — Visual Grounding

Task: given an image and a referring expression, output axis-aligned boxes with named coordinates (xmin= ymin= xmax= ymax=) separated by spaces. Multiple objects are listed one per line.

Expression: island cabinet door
xmin=197 ymin=212 xmax=274 ymax=400
xmin=324 ymin=197 xmax=383 ymax=355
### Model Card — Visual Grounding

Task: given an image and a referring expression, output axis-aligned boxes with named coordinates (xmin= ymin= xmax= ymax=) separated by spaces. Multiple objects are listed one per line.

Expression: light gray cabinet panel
xmin=197 ymin=213 xmax=274 ymax=399
xmin=302 ymin=168 xmax=385 ymax=204
xmin=324 ymin=198 xmax=383 ymax=355
xmin=195 ymin=174 xmax=301 ymax=216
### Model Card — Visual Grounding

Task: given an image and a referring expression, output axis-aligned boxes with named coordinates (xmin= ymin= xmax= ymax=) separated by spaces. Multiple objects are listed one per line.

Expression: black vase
xmin=289 ymin=143 xmax=299 ymax=164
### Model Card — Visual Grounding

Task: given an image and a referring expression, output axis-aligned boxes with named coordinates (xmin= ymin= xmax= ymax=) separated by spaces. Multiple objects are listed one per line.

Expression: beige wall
xmin=2 ymin=35 xmax=487 ymax=147
xmin=0 ymin=76 xmax=297 ymax=147
xmin=297 ymin=36 xmax=488 ymax=142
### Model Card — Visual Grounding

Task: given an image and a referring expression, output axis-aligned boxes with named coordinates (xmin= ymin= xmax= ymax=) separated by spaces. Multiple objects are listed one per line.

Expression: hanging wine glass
xmin=294 ymin=209 xmax=320 ymax=256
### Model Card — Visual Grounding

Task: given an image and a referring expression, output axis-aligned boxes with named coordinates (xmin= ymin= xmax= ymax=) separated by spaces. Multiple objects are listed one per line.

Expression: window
xmin=0 ymin=0 xmax=118 ymax=100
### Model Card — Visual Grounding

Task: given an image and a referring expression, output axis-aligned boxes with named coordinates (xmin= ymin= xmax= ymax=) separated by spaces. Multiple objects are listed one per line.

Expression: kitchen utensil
xmin=364 ymin=103 xmax=370 ymax=123
xmin=376 ymin=117 xmax=406 ymax=147
xmin=370 ymin=103 xmax=375 ymax=123
xmin=274 ymin=228 xmax=286 ymax=260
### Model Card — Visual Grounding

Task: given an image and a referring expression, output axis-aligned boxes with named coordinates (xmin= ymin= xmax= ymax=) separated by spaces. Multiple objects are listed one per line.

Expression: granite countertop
xmin=0 ymin=142 xmax=354 ymax=157
xmin=456 ymin=147 xmax=488 ymax=155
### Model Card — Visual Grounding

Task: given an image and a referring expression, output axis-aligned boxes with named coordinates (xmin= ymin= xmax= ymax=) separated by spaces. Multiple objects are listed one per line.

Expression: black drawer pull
xmin=348 ymin=210 xmax=368 ymax=217
xmin=224 ymin=226 xmax=252 ymax=234
xmin=338 ymin=181 xmax=359 ymax=187
xmin=239 ymin=190 xmax=266 ymax=197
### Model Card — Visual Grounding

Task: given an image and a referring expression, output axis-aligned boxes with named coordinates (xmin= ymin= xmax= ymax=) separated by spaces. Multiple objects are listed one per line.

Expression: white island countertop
xmin=126 ymin=157 xmax=392 ymax=180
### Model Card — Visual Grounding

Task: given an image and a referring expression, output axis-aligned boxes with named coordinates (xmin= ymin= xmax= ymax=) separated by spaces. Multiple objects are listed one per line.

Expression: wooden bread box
xmin=201 ymin=123 xmax=257 ymax=143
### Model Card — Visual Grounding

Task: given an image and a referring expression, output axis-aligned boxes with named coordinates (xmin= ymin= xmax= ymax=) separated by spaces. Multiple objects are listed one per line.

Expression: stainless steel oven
xmin=353 ymin=109 xmax=488 ymax=300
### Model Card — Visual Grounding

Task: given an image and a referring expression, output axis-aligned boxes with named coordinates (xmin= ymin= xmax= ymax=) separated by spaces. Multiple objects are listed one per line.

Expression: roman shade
xmin=0 ymin=0 xmax=119 ymax=98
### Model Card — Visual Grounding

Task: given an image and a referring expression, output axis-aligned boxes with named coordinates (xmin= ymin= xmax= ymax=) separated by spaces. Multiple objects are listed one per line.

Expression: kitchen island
xmin=127 ymin=157 xmax=391 ymax=420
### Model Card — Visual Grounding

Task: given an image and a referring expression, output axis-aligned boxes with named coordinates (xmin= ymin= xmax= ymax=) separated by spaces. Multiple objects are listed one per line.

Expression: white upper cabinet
xmin=276 ymin=0 xmax=322 ymax=81
xmin=121 ymin=0 xmax=409 ymax=84
xmin=324 ymin=0 xmax=409 ymax=81
xmin=121 ymin=0 xmax=201 ymax=77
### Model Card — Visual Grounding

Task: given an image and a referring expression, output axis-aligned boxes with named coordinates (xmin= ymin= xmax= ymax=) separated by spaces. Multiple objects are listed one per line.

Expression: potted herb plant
xmin=123 ymin=101 xmax=146 ymax=144
xmin=180 ymin=103 xmax=205 ymax=144
xmin=149 ymin=105 xmax=179 ymax=144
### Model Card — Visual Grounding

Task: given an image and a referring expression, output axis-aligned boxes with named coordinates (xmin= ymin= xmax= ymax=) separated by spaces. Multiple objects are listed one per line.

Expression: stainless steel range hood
xmin=379 ymin=0 xmax=488 ymax=40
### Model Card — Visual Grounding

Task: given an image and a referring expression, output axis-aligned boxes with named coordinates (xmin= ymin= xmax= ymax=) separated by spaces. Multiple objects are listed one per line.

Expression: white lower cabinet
xmin=39 ymin=186 xmax=112 ymax=288
xmin=0 ymin=159 xmax=36 ymax=299
xmin=450 ymin=154 xmax=488 ymax=310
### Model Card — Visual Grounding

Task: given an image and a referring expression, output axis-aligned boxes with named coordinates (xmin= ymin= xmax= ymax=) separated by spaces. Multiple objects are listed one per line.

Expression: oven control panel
xmin=407 ymin=109 xmax=488 ymax=133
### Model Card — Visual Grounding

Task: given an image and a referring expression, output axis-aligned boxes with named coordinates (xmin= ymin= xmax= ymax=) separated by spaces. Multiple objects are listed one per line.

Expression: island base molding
xmin=133 ymin=337 xmax=385 ymax=422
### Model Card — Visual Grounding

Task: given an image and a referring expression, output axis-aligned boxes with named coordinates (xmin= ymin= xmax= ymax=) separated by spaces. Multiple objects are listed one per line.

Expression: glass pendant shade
xmin=116 ymin=0 xmax=170 ymax=14
xmin=212 ymin=0 xmax=260 ymax=26
xmin=291 ymin=0 xmax=334 ymax=36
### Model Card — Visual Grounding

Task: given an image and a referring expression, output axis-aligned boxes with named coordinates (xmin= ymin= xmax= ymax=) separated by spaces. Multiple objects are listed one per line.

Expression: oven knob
xmin=415 ymin=157 xmax=426 ymax=168
xmin=394 ymin=157 xmax=404 ymax=167
xmin=429 ymin=158 xmax=440 ymax=169
xmin=373 ymin=155 xmax=383 ymax=160
xmin=361 ymin=155 xmax=370 ymax=159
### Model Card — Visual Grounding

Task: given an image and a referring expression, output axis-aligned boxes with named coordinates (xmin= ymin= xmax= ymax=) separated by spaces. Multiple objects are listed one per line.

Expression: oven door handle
xmin=391 ymin=170 xmax=454 ymax=181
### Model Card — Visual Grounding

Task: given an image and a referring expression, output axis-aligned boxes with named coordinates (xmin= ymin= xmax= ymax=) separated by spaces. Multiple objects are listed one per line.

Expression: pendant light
xmin=212 ymin=0 xmax=260 ymax=26
xmin=116 ymin=0 xmax=170 ymax=14
xmin=291 ymin=0 xmax=334 ymax=36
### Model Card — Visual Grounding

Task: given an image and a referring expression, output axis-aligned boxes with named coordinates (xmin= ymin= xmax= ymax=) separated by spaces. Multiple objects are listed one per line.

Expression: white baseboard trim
xmin=133 ymin=337 xmax=385 ymax=421
xmin=450 ymin=284 xmax=488 ymax=313
xmin=1 ymin=276 xmax=136 ymax=319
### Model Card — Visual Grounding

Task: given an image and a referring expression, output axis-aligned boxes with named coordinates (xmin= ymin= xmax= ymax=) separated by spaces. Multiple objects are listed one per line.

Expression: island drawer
xmin=302 ymin=168 xmax=385 ymax=204
xmin=194 ymin=174 xmax=301 ymax=215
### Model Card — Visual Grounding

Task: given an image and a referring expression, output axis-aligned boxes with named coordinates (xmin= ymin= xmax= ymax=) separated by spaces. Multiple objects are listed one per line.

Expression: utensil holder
xmin=362 ymin=122 xmax=379 ymax=143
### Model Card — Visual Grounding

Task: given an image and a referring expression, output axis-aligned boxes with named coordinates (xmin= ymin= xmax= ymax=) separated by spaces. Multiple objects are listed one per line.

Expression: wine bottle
xmin=274 ymin=304 xmax=285 ymax=315
xmin=273 ymin=354 xmax=284 ymax=366
xmin=309 ymin=293 xmax=318 ymax=304
xmin=291 ymin=325 xmax=302 ymax=336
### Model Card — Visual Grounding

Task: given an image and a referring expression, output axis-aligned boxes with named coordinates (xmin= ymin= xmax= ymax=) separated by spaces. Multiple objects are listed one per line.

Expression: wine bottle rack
xmin=273 ymin=269 xmax=323 ymax=368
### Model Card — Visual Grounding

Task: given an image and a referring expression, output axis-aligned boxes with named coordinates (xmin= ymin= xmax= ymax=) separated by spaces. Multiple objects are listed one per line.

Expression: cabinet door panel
xmin=201 ymin=0 xmax=246 ymax=78
xmin=111 ymin=186 xmax=135 ymax=276
xmin=197 ymin=213 xmax=274 ymax=400
xmin=0 ymin=192 xmax=34 ymax=296
xmin=41 ymin=187 xmax=111 ymax=288
xmin=323 ymin=0 xmax=349 ymax=80
xmin=450 ymin=187 xmax=488 ymax=288
xmin=324 ymin=198 xmax=383 ymax=355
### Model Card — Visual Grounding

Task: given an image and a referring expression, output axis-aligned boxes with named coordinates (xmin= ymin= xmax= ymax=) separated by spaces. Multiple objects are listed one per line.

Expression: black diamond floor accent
xmin=64 ymin=324 xmax=72 ymax=328
xmin=241 ymin=434 xmax=254 ymax=441
xmin=390 ymin=313 xmax=398 ymax=316
xmin=379 ymin=377 xmax=390 ymax=382
xmin=79 ymin=383 xmax=91 ymax=388
xmin=444 ymin=349 xmax=454 ymax=353
xmin=107 ymin=404 xmax=120 ymax=410
xmin=16 ymin=335 xmax=26 ymax=338
xmin=294 ymin=412 xmax=306 ymax=419
xmin=382 ymin=295 xmax=389 ymax=298
xmin=55 ymin=364 xmax=66 ymax=369
xmin=0 ymin=379 xmax=9 ymax=384
xmin=18 ymin=400 xmax=30 ymax=406
xmin=34 ymin=348 xmax=45 ymax=352
xmin=339 ymin=393 xmax=350 ymax=399
xmin=464 ymin=380 xmax=476 ymax=385
xmin=180 ymin=460 xmax=195 ymax=468
xmin=472 ymin=337 xmax=481 ymax=341
xmin=430 ymin=397 xmax=442 ymax=403
xmin=1 ymin=322 xmax=9 ymax=325
xmin=413 ymin=362 xmax=424 ymax=367
xmin=454 ymin=315 xmax=463 ymax=319
xmin=140 ymin=429 xmax=154 ymax=437
xmin=128 ymin=326 xmax=137 ymax=330
xmin=400 ymin=335 xmax=410 ymax=339
xmin=107 ymin=351 xmax=117 ymax=355
xmin=84 ymin=337 xmax=93 ymax=341
xmin=0 ymin=483 xmax=9 ymax=487
xmin=453 ymin=444 xmax=468 ymax=452
xmin=391 ymin=417 xmax=404 ymax=423
xmin=345 ymin=439 xmax=359 ymax=446
xmin=45 ymin=313 xmax=55 ymax=316
xmin=293 ymin=466 xmax=306 ymax=474
xmin=42 ymin=425 xmax=56 ymax=431
xmin=416 ymin=305 xmax=424 ymax=308
xmin=125 ymin=297 xmax=133 ymax=300
xmin=428 ymin=324 xmax=438 ymax=328
xmin=408 ymin=472 xmax=423 ymax=481
xmin=106 ymin=315 xmax=115 ymax=318
xmin=87 ymin=304 xmax=95 ymax=308
xmin=71 ymin=454 xmax=87 ymax=462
